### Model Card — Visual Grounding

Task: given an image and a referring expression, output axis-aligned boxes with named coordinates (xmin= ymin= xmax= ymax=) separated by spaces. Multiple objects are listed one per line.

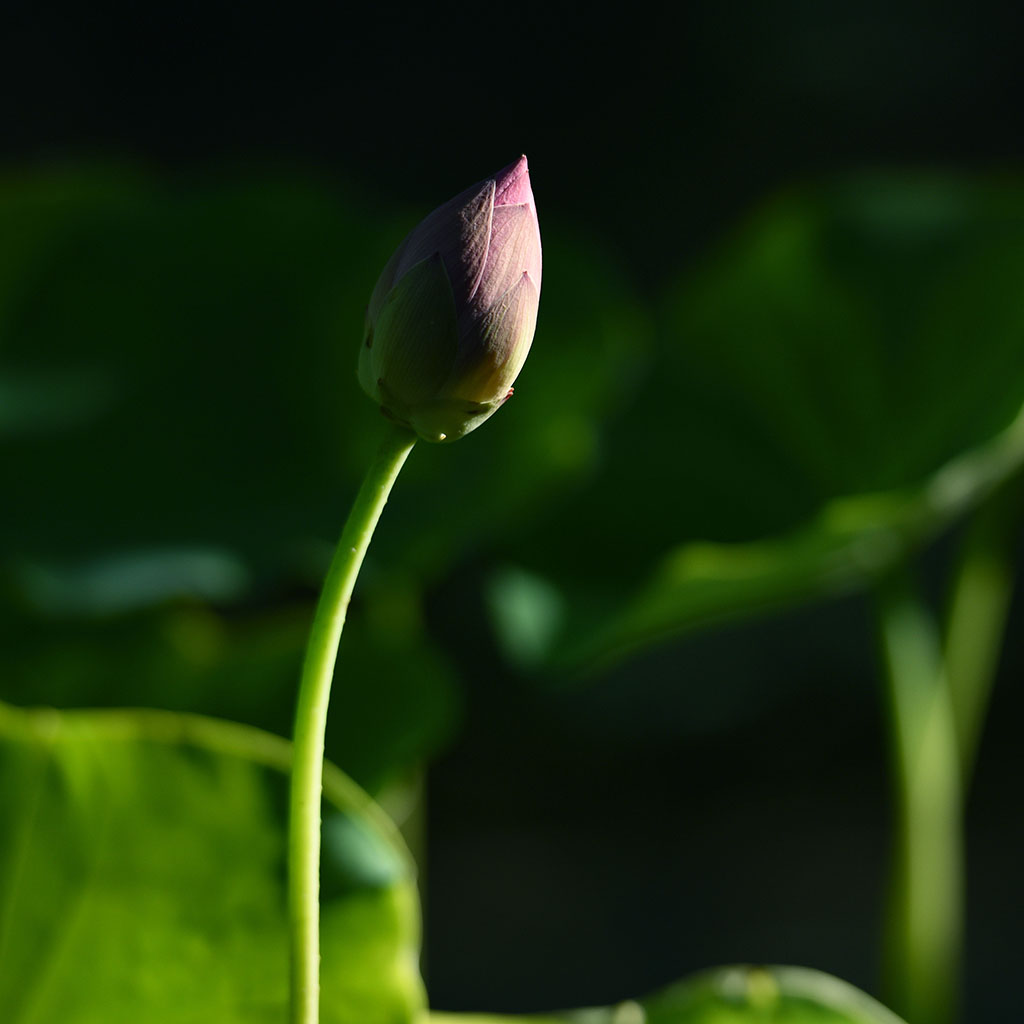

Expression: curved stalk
xmin=876 ymin=574 xmax=962 ymax=1024
xmin=288 ymin=421 xmax=416 ymax=1024
xmin=943 ymin=477 xmax=1023 ymax=784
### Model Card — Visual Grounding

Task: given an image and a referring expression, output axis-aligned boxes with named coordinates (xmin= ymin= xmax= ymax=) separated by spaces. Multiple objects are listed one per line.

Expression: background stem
xmin=876 ymin=572 xmax=963 ymax=1024
xmin=943 ymin=478 xmax=1022 ymax=785
xmin=288 ymin=421 xmax=416 ymax=1024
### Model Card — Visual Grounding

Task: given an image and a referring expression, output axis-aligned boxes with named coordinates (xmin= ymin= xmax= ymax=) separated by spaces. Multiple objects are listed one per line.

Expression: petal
xmin=365 ymin=239 xmax=407 ymax=326
xmin=446 ymin=271 xmax=539 ymax=404
xmin=493 ymin=155 xmax=534 ymax=209
xmin=395 ymin=181 xmax=494 ymax=307
xmin=361 ymin=253 xmax=459 ymax=408
xmin=469 ymin=203 xmax=542 ymax=316
xmin=493 ymin=158 xmax=541 ymax=285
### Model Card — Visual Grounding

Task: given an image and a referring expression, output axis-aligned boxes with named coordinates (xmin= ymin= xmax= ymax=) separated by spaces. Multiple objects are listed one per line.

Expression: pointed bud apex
xmin=359 ymin=157 xmax=542 ymax=443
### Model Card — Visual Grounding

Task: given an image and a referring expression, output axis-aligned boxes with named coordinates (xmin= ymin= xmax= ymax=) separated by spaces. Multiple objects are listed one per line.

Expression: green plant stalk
xmin=876 ymin=575 xmax=963 ymax=1024
xmin=943 ymin=479 xmax=1022 ymax=784
xmin=288 ymin=421 xmax=416 ymax=1024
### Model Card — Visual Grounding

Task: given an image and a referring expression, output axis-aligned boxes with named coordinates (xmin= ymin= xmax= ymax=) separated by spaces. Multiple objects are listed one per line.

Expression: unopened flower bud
xmin=359 ymin=156 xmax=542 ymax=443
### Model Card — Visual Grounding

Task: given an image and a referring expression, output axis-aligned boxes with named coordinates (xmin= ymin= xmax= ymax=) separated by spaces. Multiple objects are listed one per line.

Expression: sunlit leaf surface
xmin=0 ymin=701 xmax=424 ymax=1023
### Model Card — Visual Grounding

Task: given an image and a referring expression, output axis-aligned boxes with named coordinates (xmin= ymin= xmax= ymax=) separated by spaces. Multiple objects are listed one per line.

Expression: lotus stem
xmin=288 ymin=420 xmax=416 ymax=1024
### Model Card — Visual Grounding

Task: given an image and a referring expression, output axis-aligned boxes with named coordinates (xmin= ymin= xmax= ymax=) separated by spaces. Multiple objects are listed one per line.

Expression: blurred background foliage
xmin=0 ymin=166 xmax=650 ymax=794
xmin=2 ymin=1 xmax=1024 ymax=1022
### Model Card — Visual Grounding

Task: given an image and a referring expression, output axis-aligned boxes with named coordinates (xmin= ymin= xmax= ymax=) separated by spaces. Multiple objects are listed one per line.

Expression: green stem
xmin=943 ymin=478 xmax=1022 ymax=785
xmin=876 ymin=573 xmax=963 ymax=1024
xmin=288 ymin=421 xmax=416 ymax=1024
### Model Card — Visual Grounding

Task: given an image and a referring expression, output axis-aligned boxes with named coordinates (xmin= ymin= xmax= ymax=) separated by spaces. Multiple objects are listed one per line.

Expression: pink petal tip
xmin=493 ymin=155 xmax=533 ymax=208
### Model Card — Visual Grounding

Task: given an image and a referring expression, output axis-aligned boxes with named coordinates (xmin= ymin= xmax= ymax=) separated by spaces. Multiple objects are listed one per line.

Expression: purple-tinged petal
xmin=492 ymin=157 xmax=541 ymax=295
xmin=469 ymin=204 xmax=542 ymax=315
xmin=493 ymin=155 xmax=534 ymax=209
xmin=395 ymin=181 xmax=494 ymax=306
xmin=448 ymin=271 xmax=539 ymax=403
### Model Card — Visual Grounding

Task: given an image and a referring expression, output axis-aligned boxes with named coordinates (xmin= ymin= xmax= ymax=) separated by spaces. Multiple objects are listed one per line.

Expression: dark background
xmin=8 ymin=1 xmax=1024 ymax=287
xmin=3 ymin=1 xmax=1023 ymax=1021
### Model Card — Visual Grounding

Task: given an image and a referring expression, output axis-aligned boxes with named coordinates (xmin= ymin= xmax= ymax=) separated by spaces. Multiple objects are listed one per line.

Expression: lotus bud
xmin=359 ymin=156 xmax=542 ymax=443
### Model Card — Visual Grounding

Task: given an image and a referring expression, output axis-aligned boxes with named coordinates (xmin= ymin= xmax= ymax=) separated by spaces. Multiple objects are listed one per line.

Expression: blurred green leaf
xmin=428 ymin=965 xmax=904 ymax=1024
xmin=0 ymin=366 xmax=119 ymax=436
xmin=429 ymin=1016 xmax=568 ymax=1024
xmin=16 ymin=547 xmax=249 ymax=615
xmin=485 ymin=565 xmax=566 ymax=669
xmin=530 ymin=174 xmax=1024 ymax=669
xmin=559 ymin=405 xmax=1024 ymax=669
xmin=0 ymin=700 xmax=424 ymax=1023
xmin=0 ymin=573 xmax=458 ymax=795
xmin=662 ymin=175 xmax=1024 ymax=516
xmin=639 ymin=966 xmax=905 ymax=1023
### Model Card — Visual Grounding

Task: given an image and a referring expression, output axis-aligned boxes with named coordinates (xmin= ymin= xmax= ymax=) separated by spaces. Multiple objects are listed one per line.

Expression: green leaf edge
xmin=0 ymin=699 xmax=416 ymax=882
xmin=562 ymin=399 xmax=1024 ymax=672
xmin=428 ymin=963 xmax=906 ymax=1024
